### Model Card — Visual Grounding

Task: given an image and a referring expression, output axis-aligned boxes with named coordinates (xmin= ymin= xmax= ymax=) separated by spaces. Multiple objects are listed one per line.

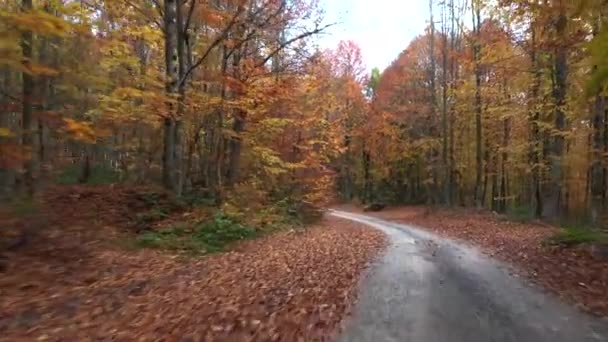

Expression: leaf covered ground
xmin=0 ymin=187 xmax=386 ymax=341
xmin=347 ymin=205 xmax=608 ymax=317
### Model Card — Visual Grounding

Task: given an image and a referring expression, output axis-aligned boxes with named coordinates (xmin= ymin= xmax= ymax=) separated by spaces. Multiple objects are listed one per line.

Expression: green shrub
xmin=195 ymin=212 xmax=256 ymax=252
xmin=548 ymin=226 xmax=608 ymax=247
xmin=507 ymin=205 xmax=536 ymax=222
xmin=137 ymin=224 xmax=207 ymax=252
xmin=274 ymin=198 xmax=323 ymax=226
xmin=136 ymin=208 xmax=170 ymax=224
xmin=56 ymin=164 xmax=120 ymax=185
xmin=135 ymin=212 xmax=256 ymax=254
xmin=134 ymin=191 xmax=186 ymax=228
xmin=137 ymin=229 xmax=180 ymax=249
xmin=178 ymin=190 xmax=217 ymax=208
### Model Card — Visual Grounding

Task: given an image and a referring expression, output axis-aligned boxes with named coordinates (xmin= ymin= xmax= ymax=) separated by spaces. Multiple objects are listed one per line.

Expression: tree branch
xmin=177 ymin=5 xmax=246 ymax=88
xmin=184 ymin=0 xmax=197 ymax=33
xmin=124 ymin=0 xmax=163 ymax=30
xmin=218 ymin=1 xmax=286 ymax=68
xmin=150 ymin=0 xmax=164 ymax=18
xmin=0 ymin=89 xmax=19 ymax=102
xmin=257 ymin=23 xmax=334 ymax=68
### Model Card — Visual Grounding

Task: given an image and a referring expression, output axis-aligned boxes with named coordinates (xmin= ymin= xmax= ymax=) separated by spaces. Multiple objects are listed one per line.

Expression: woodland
xmin=3 ymin=0 xmax=608 ymax=224
xmin=2 ymin=0 xmax=608 ymax=339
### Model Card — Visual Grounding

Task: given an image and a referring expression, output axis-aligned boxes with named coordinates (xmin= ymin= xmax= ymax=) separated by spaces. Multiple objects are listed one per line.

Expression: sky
xmin=317 ymin=0 xmax=430 ymax=72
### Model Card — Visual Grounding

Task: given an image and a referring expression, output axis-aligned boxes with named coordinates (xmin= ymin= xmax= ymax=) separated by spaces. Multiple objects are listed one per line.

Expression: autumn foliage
xmin=0 ymin=0 xmax=345 ymax=212
xmin=335 ymin=0 xmax=608 ymax=229
xmin=4 ymin=1 xmax=608 ymax=224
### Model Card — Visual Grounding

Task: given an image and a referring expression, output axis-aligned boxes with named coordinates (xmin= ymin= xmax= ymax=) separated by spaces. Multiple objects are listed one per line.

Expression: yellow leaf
xmin=0 ymin=128 xmax=15 ymax=138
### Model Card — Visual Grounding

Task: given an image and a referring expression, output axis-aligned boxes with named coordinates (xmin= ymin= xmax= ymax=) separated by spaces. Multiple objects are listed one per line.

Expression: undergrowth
xmin=56 ymin=164 xmax=121 ymax=185
xmin=548 ymin=225 xmax=608 ymax=247
xmin=136 ymin=212 xmax=256 ymax=254
xmin=133 ymin=191 xmax=323 ymax=254
xmin=506 ymin=204 xmax=536 ymax=223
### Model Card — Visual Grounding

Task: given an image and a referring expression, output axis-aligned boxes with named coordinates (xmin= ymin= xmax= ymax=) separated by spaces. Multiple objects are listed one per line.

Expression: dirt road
xmin=331 ymin=210 xmax=608 ymax=342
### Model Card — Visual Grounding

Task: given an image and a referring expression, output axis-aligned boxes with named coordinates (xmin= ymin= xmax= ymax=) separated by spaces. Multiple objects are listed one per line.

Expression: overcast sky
xmin=317 ymin=0 xmax=431 ymax=72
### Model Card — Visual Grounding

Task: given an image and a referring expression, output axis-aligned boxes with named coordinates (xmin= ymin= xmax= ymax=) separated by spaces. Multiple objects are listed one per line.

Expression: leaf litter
xmin=0 ymin=188 xmax=386 ymax=341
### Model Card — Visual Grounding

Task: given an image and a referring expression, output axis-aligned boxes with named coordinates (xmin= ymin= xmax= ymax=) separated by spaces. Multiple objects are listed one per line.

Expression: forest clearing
xmin=2 ymin=0 xmax=608 ymax=340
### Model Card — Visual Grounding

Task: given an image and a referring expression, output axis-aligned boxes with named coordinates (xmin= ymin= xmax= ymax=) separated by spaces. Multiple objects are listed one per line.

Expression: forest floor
xmin=0 ymin=186 xmax=386 ymax=341
xmin=338 ymin=205 xmax=608 ymax=317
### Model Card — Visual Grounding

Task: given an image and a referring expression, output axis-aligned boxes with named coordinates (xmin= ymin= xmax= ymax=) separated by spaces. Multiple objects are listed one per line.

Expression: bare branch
xmin=124 ymin=0 xmax=163 ymax=30
xmin=257 ymin=23 xmax=334 ymax=68
xmin=177 ymin=5 xmax=246 ymax=88
xmin=150 ymin=0 xmax=164 ymax=18
xmin=0 ymin=89 xmax=19 ymax=102
xmin=223 ymin=1 xmax=286 ymax=64
xmin=184 ymin=0 xmax=197 ymax=33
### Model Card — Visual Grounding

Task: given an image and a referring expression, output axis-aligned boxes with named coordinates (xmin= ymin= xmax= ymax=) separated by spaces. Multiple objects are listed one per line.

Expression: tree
xmin=20 ymin=0 xmax=35 ymax=196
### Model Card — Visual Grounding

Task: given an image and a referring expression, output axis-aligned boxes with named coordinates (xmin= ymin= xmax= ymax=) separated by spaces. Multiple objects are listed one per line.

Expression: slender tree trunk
xmin=20 ymin=0 xmax=34 ymax=197
xmin=448 ymin=0 xmax=458 ymax=205
xmin=544 ymin=6 xmax=568 ymax=219
xmin=529 ymin=23 xmax=543 ymax=218
xmin=428 ymin=0 xmax=440 ymax=204
xmin=362 ymin=149 xmax=372 ymax=203
xmin=226 ymin=111 xmax=245 ymax=185
xmin=440 ymin=3 xmax=450 ymax=205
xmin=500 ymin=116 xmax=511 ymax=212
xmin=590 ymin=17 xmax=605 ymax=226
xmin=225 ymin=19 xmax=248 ymax=187
xmin=604 ymin=95 xmax=608 ymax=215
xmin=472 ymin=0 xmax=483 ymax=208
xmin=162 ymin=0 xmax=179 ymax=191
xmin=174 ymin=0 xmax=190 ymax=195
xmin=591 ymin=87 xmax=605 ymax=225
xmin=491 ymin=152 xmax=499 ymax=211
xmin=0 ymin=69 xmax=15 ymax=198
xmin=225 ymin=41 xmax=245 ymax=186
xmin=37 ymin=1 xmax=56 ymax=190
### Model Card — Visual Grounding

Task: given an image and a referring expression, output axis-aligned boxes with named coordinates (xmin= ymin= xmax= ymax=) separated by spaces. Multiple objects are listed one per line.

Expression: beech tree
xmin=345 ymin=0 xmax=608 ymax=227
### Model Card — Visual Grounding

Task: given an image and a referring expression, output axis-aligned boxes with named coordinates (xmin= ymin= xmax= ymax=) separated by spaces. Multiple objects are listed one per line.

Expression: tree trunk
xmin=590 ymin=17 xmax=605 ymax=226
xmin=500 ymin=116 xmax=511 ymax=212
xmin=0 ymin=68 xmax=15 ymax=199
xmin=162 ymin=0 xmax=179 ymax=191
xmin=225 ymin=26 xmax=247 ymax=188
xmin=448 ymin=0 xmax=458 ymax=206
xmin=472 ymin=0 xmax=483 ymax=208
xmin=441 ymin=4 xmax=450 ymax=205
xmin=174 ymin=0 xmax=190 ymax=196
xmin=543 ymin=8 xmax=568 ymax=219
xmin=226 ymin=111 xmax=245 ymax=186
xmin=20 ymin=0 xmax=35 ymax=197
xmin=428 ymin=0 xmax=440 ymax=205
xmin=362 ymin=149 xmax=372 ymax=203
xmin=529 ymin=22 xmax=543 ymax=218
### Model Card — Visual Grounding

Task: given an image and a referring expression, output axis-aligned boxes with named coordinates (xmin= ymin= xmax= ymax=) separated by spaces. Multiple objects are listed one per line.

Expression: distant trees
xmin=341 ymin=0 xmax=608 ymax=226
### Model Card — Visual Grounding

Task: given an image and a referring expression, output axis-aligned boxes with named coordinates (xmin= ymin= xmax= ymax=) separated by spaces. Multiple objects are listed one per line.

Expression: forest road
xmin=329 ymin=210 xmax=608 ymax=342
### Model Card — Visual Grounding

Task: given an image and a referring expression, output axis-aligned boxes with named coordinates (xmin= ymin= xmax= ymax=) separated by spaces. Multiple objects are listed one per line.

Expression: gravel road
xmin=330 ymin=210 xmax=608 ymax=342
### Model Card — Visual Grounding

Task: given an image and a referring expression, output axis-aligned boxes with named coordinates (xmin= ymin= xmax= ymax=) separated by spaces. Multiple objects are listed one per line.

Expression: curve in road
xmin=331 ymin=210 xmax=608 ymax=342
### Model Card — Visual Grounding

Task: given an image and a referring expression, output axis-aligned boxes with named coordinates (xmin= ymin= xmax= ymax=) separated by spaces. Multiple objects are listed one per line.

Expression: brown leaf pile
xmin=0 ymin=216 xmax=386 ymax=341
xmin=351 ymin=205 xmax=608 ymax=317
xmin=42 ymin=185 xmax=183 ymax=228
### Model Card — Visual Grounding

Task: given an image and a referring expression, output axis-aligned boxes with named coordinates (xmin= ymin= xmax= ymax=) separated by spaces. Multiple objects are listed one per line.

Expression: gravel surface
xmin=331 ymin=210 xmax=608 ymax=342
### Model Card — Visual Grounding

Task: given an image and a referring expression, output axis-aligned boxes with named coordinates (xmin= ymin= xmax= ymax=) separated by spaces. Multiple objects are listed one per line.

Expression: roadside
xmin=339 ymin=205 xmax=608 ymax=317
xmin=0 ymin=186 xmax=386 ymax=340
